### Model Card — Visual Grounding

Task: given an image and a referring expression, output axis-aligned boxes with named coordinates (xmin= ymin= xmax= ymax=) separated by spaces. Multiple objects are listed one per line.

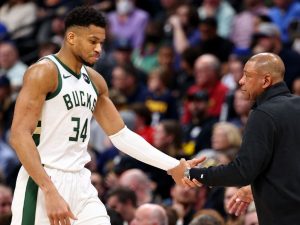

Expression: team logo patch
xmin=82 ymin=73 xmax=90 ymax=84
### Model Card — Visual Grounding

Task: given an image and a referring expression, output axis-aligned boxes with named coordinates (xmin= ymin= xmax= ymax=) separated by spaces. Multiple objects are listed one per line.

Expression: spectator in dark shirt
xmin=198 ymin=17 xmax=235 ymax=63
xmin=251 ymin=22 xmax=300 ymax=90
xmin=145 ymin=68 xmax=179 ymax=124
xmin=111 ymin=63 xmax=148 ymax=105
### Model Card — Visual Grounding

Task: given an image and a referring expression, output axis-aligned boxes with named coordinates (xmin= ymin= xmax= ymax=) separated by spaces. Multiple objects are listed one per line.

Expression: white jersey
xmin=33 ymin=55 xmax=98 ymax=171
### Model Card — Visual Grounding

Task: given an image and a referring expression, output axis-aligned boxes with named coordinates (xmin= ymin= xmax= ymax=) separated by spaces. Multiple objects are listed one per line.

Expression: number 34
xmin=69 ymin=117 xmax=88 ymax=142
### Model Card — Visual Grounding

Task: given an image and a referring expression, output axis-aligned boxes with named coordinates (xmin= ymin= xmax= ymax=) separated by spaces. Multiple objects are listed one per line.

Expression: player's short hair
xmin=64 ymin=6 xmax=106 ymax=31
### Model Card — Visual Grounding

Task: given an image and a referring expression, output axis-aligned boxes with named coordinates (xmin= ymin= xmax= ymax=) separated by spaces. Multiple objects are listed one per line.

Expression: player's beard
xmin=79 ymin=56 xmax=94 ymax=67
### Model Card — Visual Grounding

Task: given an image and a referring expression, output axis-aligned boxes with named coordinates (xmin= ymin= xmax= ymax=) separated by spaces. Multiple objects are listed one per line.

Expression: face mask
xmin=116 ymin=0 xmax=134 ymax=15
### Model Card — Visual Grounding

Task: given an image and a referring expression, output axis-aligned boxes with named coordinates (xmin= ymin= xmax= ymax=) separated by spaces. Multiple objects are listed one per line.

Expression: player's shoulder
xmin=26 ymin=58 xmax=58 ymax=78
xmin=85 ymin=66 xmax=108 ymax=94
xmin=23 ymin=58 xmax=58 ymax=90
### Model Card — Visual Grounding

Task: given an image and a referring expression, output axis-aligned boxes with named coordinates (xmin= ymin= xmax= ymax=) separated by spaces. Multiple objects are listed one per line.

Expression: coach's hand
xmin=227 ymin=185 xmax=253 ymax=216
xmin=44 ymin=186 xmax=77 ymax=225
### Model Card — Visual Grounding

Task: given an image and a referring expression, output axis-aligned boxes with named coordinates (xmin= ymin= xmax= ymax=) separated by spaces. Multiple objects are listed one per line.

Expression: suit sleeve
xmin=190 ymin=109 xmax=277 ymax=186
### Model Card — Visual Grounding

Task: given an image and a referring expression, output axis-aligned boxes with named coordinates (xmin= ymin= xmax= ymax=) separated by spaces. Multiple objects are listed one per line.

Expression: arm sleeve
xmin=190 ymin=109 xmax=276 ymax=186
xmin=109 ymin=126 xmax=180 ymax=171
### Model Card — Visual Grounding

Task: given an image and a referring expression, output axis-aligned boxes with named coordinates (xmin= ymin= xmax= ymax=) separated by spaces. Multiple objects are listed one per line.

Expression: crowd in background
xmin=1 ymin=0 xmax=300 ymax=224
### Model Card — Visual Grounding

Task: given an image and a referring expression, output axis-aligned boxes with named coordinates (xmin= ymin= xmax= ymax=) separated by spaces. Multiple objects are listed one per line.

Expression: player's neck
xmin=55 ymin=48 xmax=83 ymax=75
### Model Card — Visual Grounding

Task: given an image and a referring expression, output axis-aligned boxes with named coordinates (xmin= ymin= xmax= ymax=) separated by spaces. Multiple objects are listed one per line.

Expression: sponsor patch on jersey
xmin=82 ymin=73 xmax=90 ymax=84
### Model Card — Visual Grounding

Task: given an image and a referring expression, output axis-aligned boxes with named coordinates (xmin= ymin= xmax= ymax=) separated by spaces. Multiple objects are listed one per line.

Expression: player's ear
xmin=66 ymin=31 xmax=76 ymax=46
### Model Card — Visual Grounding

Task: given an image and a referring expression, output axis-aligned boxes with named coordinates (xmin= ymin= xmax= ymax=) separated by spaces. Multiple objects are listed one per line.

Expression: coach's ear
xmin=262 ymin=73 xmax=272 ymax=89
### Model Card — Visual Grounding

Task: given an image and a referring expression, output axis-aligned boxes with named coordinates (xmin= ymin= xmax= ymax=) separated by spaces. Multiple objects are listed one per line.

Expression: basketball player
xmin=9 ymin=6 xmax=204 ymax=225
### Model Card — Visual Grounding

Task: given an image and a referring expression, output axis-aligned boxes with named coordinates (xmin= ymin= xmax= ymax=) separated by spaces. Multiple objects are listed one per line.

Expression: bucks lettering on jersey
xmin=33 ymin=55 xmax=98 ymax=171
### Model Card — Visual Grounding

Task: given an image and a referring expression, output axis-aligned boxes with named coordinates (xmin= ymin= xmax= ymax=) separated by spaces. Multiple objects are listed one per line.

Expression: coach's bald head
xmin=248 ymin=52 xmax=285 ymax=83
xmin=239 ymin=53 xmax=285 ymax=101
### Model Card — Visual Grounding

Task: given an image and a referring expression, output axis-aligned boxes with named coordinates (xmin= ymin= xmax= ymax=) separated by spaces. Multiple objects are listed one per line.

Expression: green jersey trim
xmin=46 ymin=61 xmax=62 ymax=100
xmin=32 ymin=120 xmax=41 ymax=146
xmin=84 ymin=66 xmax=99 ymax=96
xmin=53 ymin=55 xmax=81 ymax=79
xmin=21 ymin=177 xmax=38 ymax=225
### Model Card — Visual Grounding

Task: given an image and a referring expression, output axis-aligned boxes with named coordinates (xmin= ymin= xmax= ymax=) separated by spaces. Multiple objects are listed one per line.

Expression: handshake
xmin=167 ymin=157 xmax=253 ymax=216
xmin=167 ymin=157 xmax=205 ymax=188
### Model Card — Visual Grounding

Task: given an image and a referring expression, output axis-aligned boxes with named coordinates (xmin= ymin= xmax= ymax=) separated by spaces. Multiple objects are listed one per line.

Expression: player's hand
xmin=227 ymin=185 xmax=253 ymax=216
xmin=182 ymin=157 xmax=206 ymax=187
xmin=44 ymin=187 xmax=77 ymax=225
xmin=167 ymin=158 xmax=189 ymax=185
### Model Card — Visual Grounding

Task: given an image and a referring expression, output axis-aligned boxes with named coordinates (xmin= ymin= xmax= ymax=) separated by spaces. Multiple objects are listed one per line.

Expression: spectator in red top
xmin=131 ymin=103 xmax=154 ymax=144
xmin=182 ymin=54 xmax=228 ymax=124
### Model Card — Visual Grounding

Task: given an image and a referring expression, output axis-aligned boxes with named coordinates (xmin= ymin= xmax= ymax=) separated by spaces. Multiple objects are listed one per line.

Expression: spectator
xmin=91 ymin=171 xmax=106 ymax=199
xmin=189 ymin=209 xmax=225 ymax=225
xmin=197 ymin=18 xmax=235 ymax=63
xmin=229 ymin=89 xmax=253 ymax=132
xmin=183 ymin=54 xmax=228 ymax=123
xmin=243 ymin=202 xmax=258 ymax=225
xmin=177 ymin=47 xmax=200 ymax=98
xmin=165 ymin=3 xmax=200 ymax=54
xmin=0 ymin=0 xmax=37 ymax=40
xmin=211 ymin=122 xmax=242 ymax=162
xmin=220 ymin=57 xmax=245 ymax=122
xmin=168 ymin=184 xmax=198 ymax=225
xmin=106 ymin=186 xmax=137 ymax=224
xmin=0 ymin=185 xmax=12 ymax=217
xmin=221 ymin=58 xmax=244 ymax=91
xmin=131 ymin=203 xmax=168 ymax=225
xmin=94 ymin=38 xmax=137 ymax=87
xmin=230 ymin=0 xmax=269 ymax=51
xmin=36 ymin=0 xmax=79 ymax=44
xmin=38 ymin=41 xmax=60 ymax=58
xmin=251 ymin=22 xmax=300 ymax=89
xmin=154 ymin=0 xmax=179 ymax=23
xmin=198 ymin=0 xmax=235 ymax=38
xmin=0 ymin=76 xmax=15 ymax=139
xmin=292 ymin=76 xmax=300 ymax=95
xmin=0 ymin=42 xmax=27 ymax=98
xmin=153 ymin=120 xmax=184 ymax=158
xmin=106 ymin=208 xmax=124 ymax=225
xmin=107 ymin=0 xmax=149 ymax=50
xmin=111 ymin=64 xmax=148 ymax=105
xmin=0 ymin=135 xmax=20 ymax=185
xmin=269 ymin=0 xmax=300 ymax=44
xmin=164 ymin=206 xmax=179 ymax=225
xmin=183 ymin=90 xmax=218 ymax=153
xmin=288 ymin=19 xmax=300 ymax=54
xmin=223 ymin=187 xmax=244 ymax=225
xmin=131 ymin=103 xmax=154 ymax=144
xmin=157 ymin=44 xmax=178 ymax=92
xmin=119 ymin=169 xmax=154 ymax=206
xmin=146 ymin=68 xmax=179 ymax=124
xmin=131 ymin=21 xmax=162 ymax=74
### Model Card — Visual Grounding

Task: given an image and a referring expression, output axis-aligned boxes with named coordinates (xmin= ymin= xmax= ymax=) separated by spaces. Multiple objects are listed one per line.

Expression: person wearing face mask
xmin=107 ymin=0 xmax=149 ymax=50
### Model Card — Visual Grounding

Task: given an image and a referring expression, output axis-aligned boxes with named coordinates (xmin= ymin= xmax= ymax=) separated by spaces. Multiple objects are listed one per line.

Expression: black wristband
xmin=190 ymin=167 xmax=207 ymax=183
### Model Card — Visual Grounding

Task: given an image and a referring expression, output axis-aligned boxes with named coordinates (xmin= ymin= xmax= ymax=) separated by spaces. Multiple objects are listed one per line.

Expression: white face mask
xmin=116 ymin=0 xmax=134 ymax=15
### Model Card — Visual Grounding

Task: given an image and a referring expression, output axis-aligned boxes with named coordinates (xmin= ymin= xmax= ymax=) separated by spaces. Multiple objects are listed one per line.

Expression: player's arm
xmin=88 ymin=68 xmax=180 ymax=171
xmin=10 ymin=60 xmax=76 ymax=225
